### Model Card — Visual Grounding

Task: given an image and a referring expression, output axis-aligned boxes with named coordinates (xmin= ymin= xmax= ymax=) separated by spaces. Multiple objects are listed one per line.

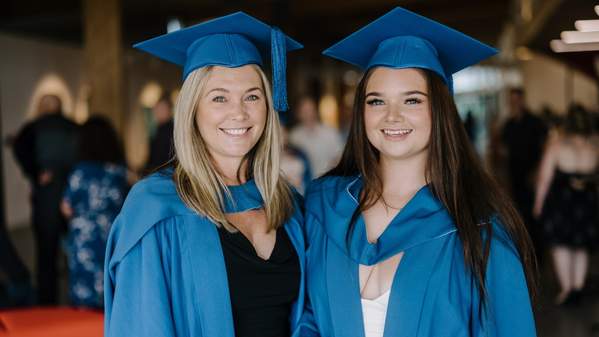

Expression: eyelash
xmin=366 ymin=97 xmax=423 ymax=106
xmin=246 ymin=94 xmax=260 ymax=102
xmin=366 ymin=98 xmax=384 ymax=106
xmin=211 ymin=94 xmax=260 ymax=103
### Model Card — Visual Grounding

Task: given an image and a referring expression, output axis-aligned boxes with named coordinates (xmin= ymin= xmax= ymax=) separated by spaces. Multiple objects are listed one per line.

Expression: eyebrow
xmin=206 ymin=87 xmax=263 ymax=96
xmin=365 ymin=90 xmax=428 ymax=98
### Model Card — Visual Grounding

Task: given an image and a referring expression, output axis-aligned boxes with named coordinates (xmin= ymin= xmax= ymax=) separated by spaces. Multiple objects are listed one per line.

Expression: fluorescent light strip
xmin=561 ymin=30 xmax=599 ymax=43
xmin=550 ymin=39 xmax=599 ymax=53
xmin=575 ymin=19 xmax=599 ymax=32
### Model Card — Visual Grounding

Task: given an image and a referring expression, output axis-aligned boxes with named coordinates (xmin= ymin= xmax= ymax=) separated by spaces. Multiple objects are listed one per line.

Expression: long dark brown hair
xmin=328 ymin=68 xmax=538 ymax=310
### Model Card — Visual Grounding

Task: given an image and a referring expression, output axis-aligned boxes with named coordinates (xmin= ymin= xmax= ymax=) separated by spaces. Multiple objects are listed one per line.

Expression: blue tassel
xmin=271 ymin=27 xmax=289 ymax=112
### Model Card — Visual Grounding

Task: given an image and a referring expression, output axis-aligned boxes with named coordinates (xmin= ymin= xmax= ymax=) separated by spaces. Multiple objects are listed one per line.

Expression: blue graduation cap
xmin=134 ymin=12 xmax=303 ymax=111
xmin=323 ymin=7 xmax=498 ymax=91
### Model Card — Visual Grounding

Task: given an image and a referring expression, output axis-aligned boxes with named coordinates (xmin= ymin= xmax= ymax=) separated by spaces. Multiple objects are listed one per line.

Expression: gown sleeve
xmin=292 ymin=204 xmax=322 ymax=337
xmin=293 ymin=296 xmax=321 ymax=337
xmin=473 ymin=222 xmax=537 ymax=337
xmin=104 ymin=216 xmax=176 ymax=337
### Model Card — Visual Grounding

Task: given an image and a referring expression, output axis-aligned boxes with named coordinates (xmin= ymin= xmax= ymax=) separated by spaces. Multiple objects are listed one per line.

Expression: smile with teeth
xmin=220 ymin=127 xmax=251 ymax=135
xmin=382 ymin=128 xmax=412 ymax=136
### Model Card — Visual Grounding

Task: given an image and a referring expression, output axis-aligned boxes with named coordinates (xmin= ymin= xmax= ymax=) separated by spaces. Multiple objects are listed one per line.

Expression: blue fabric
xmin=104 ymin=170 xmax=306 ymax=337
xmin=63 ymin=161 xmax=128 ymax=308
xmin=133 ymin=11 xmax=303 ymax=112
xmin=322 ymin=7 xmax=497 ymax=89
xmin=294 ymin=176 xmax=536 ymax=337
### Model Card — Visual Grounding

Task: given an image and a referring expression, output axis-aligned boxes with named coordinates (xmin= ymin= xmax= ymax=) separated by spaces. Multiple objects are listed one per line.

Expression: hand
xmin=38 ymin=170 xmax=53 ymax=186
xmin=60 ymin=200 xmax=73 ymax=219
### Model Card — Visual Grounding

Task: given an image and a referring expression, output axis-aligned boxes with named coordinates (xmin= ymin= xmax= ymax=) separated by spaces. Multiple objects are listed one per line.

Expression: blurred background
xmin=0 ymin=0 xmax=598 ymax=336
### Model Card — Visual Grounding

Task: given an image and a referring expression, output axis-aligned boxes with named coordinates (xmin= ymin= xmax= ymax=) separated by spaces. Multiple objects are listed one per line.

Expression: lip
xmin=380 ymin=128 xmax=413 ymax=139
xmin=219 ymin=126 xmax=253 ymax=137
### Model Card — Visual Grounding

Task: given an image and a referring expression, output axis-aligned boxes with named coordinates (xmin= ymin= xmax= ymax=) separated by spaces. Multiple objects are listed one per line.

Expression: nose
xmin=385 ymin=101 xmax=405 ymax=123
xmin=229 ymin=99 xmax=250 ymax=121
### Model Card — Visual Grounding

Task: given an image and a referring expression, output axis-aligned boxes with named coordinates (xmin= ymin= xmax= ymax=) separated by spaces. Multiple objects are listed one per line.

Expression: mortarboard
xmin=134 ymin=11 xmax=303 ymax=111
xmin=323 ymin=7 xmax=497 ymax=91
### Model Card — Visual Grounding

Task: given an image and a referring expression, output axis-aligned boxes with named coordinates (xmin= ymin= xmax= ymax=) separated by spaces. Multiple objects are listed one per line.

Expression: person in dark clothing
xmin=145 ymin=95 xmax=174 ymax=172
xmin=11 ymin=94 xmax=79 ymax=305
xmin=501 ymin=88 xmax=548 ymax=262
xmin=0 ymin=224 xmax=34 ymax=307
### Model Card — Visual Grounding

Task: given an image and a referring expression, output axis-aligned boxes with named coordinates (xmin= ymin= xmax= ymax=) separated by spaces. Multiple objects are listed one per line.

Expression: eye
xmin=245 ymin=94 xmax=260 ymax=102
xmin=366 ymin=98 xmax=385 ymax=106
xmin=212 ymin=96 xmax=227 ymax=103
xmin=405 ymin=97 xmax=423 ymax=105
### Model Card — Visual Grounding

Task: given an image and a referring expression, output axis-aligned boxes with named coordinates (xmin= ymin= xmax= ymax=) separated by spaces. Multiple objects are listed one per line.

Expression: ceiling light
xmin=561 ymin=30 xmax=599 ymax=43
xmin=575 ymin=19 xmax=599 ymax=32
xmin=550 ymin=39 xmax=599 ymax=53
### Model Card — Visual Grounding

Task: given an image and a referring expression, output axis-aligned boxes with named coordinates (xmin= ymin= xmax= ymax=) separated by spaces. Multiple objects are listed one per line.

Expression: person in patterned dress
xmin=61 ymin=116 xmax=129 ymax=308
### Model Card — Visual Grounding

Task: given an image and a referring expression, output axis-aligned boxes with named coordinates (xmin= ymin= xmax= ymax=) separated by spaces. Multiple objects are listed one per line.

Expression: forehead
xmin=205 ymin=65 xmax=264 ymax=89
xmin=366 ymin=67 xmax=427 ymax=91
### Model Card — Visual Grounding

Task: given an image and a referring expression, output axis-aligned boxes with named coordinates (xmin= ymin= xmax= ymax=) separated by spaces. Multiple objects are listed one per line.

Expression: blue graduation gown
xmin=295 ymin=176 xmax=536 ymax=337
xmin=104 ymin=171 xmax=306 ymax=337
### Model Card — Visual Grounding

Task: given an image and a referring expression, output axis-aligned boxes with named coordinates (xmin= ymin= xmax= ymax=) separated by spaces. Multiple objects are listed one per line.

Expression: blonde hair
xmin=172 ymin=65 xmax=294 ymax=232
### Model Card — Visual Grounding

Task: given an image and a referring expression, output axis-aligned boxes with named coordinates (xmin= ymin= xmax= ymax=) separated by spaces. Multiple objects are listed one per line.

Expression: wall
xmin=520 ymin=51 xmax=598 ymax=114
xmin=0 ymin=32 xmax=181 ymax=229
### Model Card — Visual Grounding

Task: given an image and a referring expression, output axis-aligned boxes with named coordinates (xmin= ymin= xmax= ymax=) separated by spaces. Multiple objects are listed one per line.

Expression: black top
xmin=217 ymin=226 xmax=300 ymax=337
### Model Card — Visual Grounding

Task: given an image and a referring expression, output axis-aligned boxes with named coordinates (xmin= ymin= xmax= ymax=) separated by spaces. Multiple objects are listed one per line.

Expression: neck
xmin=379 ymin=154 xmax=427 ymax=198
xmin=214 ymin=156 xmax=248 ymax=185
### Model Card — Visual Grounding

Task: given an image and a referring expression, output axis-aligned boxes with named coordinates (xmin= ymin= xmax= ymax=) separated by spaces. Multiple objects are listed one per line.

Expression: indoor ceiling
xmin=1 ymin=0 xmax=511 ymax=50
xmin=1 ymin=0 xmax=596 ymax=77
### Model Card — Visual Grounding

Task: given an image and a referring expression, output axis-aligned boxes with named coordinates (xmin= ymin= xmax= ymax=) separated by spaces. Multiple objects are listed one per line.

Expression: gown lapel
xmin=321 ymin=176 xmax=457 ymax=337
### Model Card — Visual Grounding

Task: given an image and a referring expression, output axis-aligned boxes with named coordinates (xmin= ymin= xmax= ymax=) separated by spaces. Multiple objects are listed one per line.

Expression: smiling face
xmin=363 ymin=67 xmax=431 ymax=164
xmin=195 ymin=65 xmax=267 ymax=167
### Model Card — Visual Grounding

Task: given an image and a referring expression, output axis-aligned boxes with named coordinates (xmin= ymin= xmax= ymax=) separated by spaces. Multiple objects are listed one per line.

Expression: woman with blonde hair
xmin=104 ymin=12 xmax=305 ymax=337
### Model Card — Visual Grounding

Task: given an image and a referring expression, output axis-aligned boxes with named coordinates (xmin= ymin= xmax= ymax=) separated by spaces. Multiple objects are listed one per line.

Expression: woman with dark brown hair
xmin=295 ymin=7 xmax=537 ymax=337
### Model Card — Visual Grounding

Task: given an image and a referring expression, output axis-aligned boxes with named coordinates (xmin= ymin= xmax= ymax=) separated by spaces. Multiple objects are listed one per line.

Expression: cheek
xmin=248 ymin=103 xmax=268 ymax=128
xmin=363 ymin=109 xmax=383 ymax=140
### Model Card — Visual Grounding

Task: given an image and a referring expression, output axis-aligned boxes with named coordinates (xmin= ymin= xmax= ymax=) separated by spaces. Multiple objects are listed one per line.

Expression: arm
xmin=104 ymin=219 xmax=175 ymax=337
xmin=293 ymin=296 xmax=321 ymax=337
xmin=532 ymin=135 xmax=559 ymax=218
xmin=475 ymin=225 xmax=537 ymax=337
xmin=11 ymin=122 xmax=38 ymax=181
xmin=292 ymin=206 xmax=322 ymax=337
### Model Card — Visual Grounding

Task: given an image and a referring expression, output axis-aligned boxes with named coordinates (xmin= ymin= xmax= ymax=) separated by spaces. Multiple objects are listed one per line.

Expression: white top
xmin=361 ymin=290 xmax=391 ymax=337
xmin=289 ymin=124 xmax=344 ymax=177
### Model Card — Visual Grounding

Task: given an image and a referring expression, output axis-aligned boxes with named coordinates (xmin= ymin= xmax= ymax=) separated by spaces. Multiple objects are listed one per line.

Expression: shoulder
xmin=305 ymin=175 xmax=354 ymax=202
xmin=122 ymin=171 xmax=191 ymax=217
xmin=106 ymin=171 xmax=195 ymax=263
xmin=304 ymin=175 xmax=357 ymax=228
xmin=486 ymin=216 xmax=522 ymax=265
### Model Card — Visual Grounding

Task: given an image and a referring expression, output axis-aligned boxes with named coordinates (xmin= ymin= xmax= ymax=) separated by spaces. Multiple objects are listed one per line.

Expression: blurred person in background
xmin=60 ymin=116 xmax=128 ymax=309
xmin=290 ymin=96 xmax=343 ymax=177
xmin=280 ymin=120 xmax=312 ymax=195
xmin=11 ymin=94 xmax=79 ymax=305
xmin=0 ymin=226 xmax=34 ymax=307
xmin=145 ymin=94 xmax=175 ymax=173
xmin=501 ymin=88 xmax=548 ymax=262
xmin=533 ymin=104 xmax=598 ymax=306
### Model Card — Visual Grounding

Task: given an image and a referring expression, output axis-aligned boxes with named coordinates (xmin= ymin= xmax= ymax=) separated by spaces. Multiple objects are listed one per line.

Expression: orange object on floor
xmin=0 ymin=307 xmax=103 ymax=337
